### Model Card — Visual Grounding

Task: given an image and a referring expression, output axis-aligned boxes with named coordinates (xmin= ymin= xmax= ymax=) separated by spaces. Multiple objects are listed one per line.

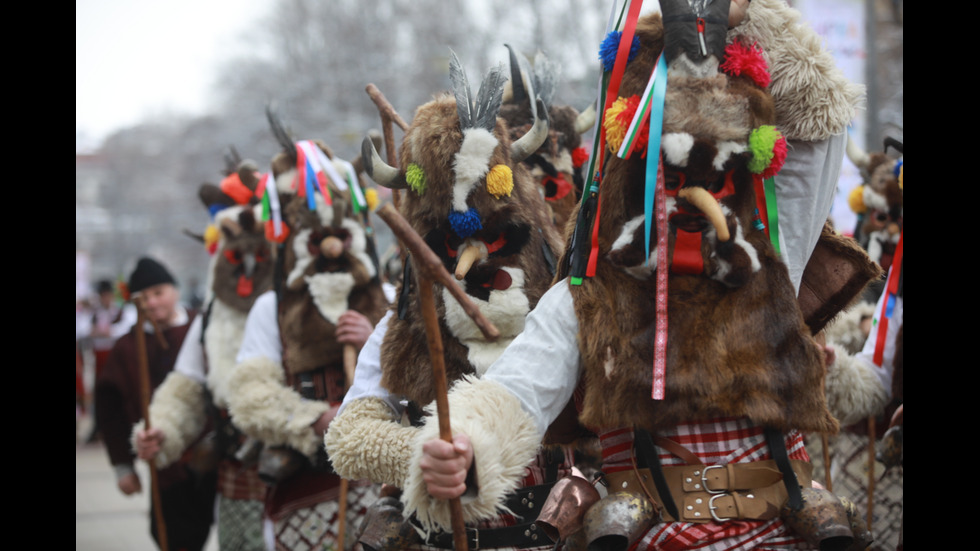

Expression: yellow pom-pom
xmin=603 ymin=98 xmax=631 ymax=153
xmin=365 ymin=188 xmax=379 ymax=211
xmin=848 ymin=185 xmax=866 ymax=214
xmin=486 ymin=164 xmax=513 ymax=199
xmin=204 ymin=224 xmax=220 ymax=249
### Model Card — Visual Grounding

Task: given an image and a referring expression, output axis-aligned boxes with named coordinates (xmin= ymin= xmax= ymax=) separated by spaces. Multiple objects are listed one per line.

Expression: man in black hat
xmin=94 ymin=256 xmax=216 ymax=551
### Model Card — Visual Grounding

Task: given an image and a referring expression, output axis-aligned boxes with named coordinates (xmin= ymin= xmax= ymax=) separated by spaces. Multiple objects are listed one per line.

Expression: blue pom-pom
xmin=599 ymin=31 xmax=641 ymax=72
xmin=448 ymin=208 xmax=482 ymax=239
xmin=208 ymin=204 xmax=226 ymax=219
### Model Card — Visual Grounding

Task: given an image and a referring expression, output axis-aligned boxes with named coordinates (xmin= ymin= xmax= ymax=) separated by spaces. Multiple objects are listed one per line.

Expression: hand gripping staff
xmin=376 ymin=203 xmax=499 ymax=550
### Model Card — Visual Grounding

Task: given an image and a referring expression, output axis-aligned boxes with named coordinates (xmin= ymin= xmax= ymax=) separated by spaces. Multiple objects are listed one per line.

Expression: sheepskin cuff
xmin=825 ymin=350 xmax=889 ymax=427
xmin=227 ymin=355 xmax=330 ymax=458
xmin=324 ymin=397 xmax=415 ymax=487
xmin=402 ymin=376 xmax=540 ymax=533
xmin=130 ymin=371 xmax=207 ymax=469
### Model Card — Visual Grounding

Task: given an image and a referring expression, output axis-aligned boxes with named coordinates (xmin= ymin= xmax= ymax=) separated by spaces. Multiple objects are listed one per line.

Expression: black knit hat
xmin=128 ymin=257 xmax=176 ymax=294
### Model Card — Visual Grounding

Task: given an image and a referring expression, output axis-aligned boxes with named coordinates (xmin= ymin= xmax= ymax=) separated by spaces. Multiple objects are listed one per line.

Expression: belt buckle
xmin=708 ymin=493 xmax=732 ymax=522
xmin=468 ymin=526 xmax=479 ymax=550
xmin=701 ymin=465 xmax=726 ymax=494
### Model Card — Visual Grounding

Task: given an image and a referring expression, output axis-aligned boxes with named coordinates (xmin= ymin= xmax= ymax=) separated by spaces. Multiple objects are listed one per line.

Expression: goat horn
xmin=575 ymin=101 xmax=597 ymax=135
xmin=505 ymin=44 xmax=529 ymax=104
xmin=511 ymin=97 xmax=550 ymax=163
xmin=361 ymin=135 xmax=406 ymax=189
xmin=678 ymin=187 xmax=730 ymax=242
xmin=454 ymin=243 xmax=487 ymax=280
xmin=845 ymin=135 xmax=869 ymax=171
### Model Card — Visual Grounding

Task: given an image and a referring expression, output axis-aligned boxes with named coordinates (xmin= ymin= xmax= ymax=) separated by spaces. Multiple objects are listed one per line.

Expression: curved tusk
xmin=320 ymin=236 xmax=345 ymax=259
xmin=511 ymin=98 xmax=550 ymax=163
xmin=361 ymin=135 xmax=406 ymax=189
xmin=574 ymin=101 xmax=597 ymax=135
xmin=845 ymin=135 xmax=870 ymax=171
xmin=678 ymin=187 xmax=730 ymax=242
xmin=454 ymin=243 xmax=488 ymax=280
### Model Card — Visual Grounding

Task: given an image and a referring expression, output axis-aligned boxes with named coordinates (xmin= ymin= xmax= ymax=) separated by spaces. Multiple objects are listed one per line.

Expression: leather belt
xmin=603 ymin=459 xmax=812 ymax=524
xmin=423 ymin=520 xmax=553 ymax=550
xmin=421 ymin=482 xmax=557 ymax=549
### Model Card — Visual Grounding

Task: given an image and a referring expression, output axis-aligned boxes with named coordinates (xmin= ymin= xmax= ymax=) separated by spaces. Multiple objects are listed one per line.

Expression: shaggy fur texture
xmin=380 ymin=94 xmax=562 ymax=406
xmin=203 ymin=298 xmax=248 ymax=409
xmin=225 ymin=355 xmax=329 ymax=458
xmin=824 ymin=349 xmax=889 ymax=427
xmin=561 ymin=13 xmax=839 ymax=436
xmin=734 ymin=0 xmax=864 ymax=141
xmin=823 ymin=301 xmax=876 ymax=356
xmin=401 ymin=376 xmax=539 ymax=533
xmin=323 ymin=397 xmax=415 ymax=488
xmin=131 ymin=371 xmax=207 ymax=468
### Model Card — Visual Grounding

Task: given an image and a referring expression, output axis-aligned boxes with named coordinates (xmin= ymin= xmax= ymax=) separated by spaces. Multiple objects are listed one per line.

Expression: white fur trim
xmin=709 ymin=210 xmax=761 ymax=283
xmin=452 ymin=128 xmax=498 ymax=212
xmin=824 ymin=301 xmax=875 ymax=356
xmin=131 ymin=371 xmax=207 ymax=468
xmin=824 ymin=349 xmax=889 ymax=426
xmin=611 ymin=215 xmax=659 ymax=279
xmin=203 ymin=299 xmax=248 ymax=409
xmin=862 ymin=187 xmax=888 ymax=212
xmin=324 ymin=397 xmax=416 ymax=488
xmin=734 ymin=0 xmax=865 ymax=141
xmin=287 ymin=228 xmax=315 ymax=288
xmin=341 ymin=217 xmax=377 ymax=280
xmin=306 ymin=271 xmax=356 ymax=324
xmin=226 ymin=356 xmax=329 ymax=458
xmin=402 ymin=376 xmax=540 ymax=533
xmin=441 ymin=268 xmax=529 ymax=375
xmin=714 ymin=141 xmax=746 ymax=170
xmin=662 ymin=133 xmax=694 ymax=167
xmin=275 ymin=169 xmax=295 ymax=195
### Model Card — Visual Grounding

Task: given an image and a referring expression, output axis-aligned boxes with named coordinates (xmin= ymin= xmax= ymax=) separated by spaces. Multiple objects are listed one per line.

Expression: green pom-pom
xmin=406 ymin=163 xmax=427 ymax=195
xmin=748 ymin=126 xmax=779 ymax=174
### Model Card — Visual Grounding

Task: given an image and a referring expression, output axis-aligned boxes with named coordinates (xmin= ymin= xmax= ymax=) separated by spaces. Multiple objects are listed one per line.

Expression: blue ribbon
xmin=644 ymin=53 xmax=668 ymax=265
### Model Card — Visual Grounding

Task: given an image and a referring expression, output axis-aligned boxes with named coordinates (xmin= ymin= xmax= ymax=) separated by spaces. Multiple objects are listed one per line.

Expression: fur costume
xmin=225 ymin=118 xmax=388 ymax=550
xmin=327 ymin=52 xmax=572 ymax=548
xmin=499 ymin=46 xmax=596 ymax=233
xmin=568 ymin=10 xmax=838 ymax=436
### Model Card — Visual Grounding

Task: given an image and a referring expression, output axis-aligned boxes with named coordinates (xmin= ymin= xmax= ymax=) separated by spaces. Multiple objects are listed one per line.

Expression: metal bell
xmin=583 ymin=491 xmax=657 ymax=550
xmin=356 ymin=495 xmax=421 ymax=551
xmin=781 ymin=487 xmax=855 ymax=550
xmin=537 ymin=475 xmax=602 ymax=543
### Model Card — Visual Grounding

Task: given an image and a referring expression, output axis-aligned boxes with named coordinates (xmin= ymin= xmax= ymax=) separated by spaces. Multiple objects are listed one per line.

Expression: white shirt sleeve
xmin=484 ymin=279 xmax=582 ymax=437
xmin=776 ymin=132 xmax=846 ymax=293
xmin=173 ymin=315 xmax=206 ymax=384
xmin=337 ymin=310 xmax=404 ymax=416
xmin=857 ymin=283 xmax=902 ymax=397
xmin=235 ymin=291 xmax=283 ymax=364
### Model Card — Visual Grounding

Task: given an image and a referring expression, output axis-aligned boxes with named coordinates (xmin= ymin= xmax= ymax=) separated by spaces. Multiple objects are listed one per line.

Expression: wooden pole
xmin=375 ymin=204 xmax=498 ymax=550
xmin=335 ymin=344 xmax=359 ymax=550
xmin=133 ymin=295 xmax=168 ymax=551
xmin=365 ymin=83 xmax=409 ymax=213
xmin=822 ymin=434 xmax=833 ymax=492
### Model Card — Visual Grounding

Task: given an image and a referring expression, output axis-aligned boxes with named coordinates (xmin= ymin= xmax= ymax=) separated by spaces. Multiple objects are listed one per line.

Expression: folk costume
xmin=325 ymin=51 xmax=575 ymax=550
xmin=402 ymin=1 xmax=870 ymax=549
xmin=225 ymin=123 xmax=388 ymax=550
xmin=95 ymin=257 xmax=217 ymax=551
xmin=134 ymin=163 xmax=275 ymax=551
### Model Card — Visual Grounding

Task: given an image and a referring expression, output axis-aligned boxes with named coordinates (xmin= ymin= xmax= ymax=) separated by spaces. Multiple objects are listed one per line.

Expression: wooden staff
xmin=376 ymin=203 xmax=498 ymax=550
xmin=133 ymin=295 xmax=169 ymax=551
xmin=366 ymin=83 xmax=409 ymax=213
xmin=335 ymin=343 xmax=359 ymax=550
xmin=822 ymin=434 xmax=833 ymax=492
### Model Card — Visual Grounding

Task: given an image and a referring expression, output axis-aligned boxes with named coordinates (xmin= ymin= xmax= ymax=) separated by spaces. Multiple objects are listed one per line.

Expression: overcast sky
xmin=76 ymin=0 xmax=273 ymax=150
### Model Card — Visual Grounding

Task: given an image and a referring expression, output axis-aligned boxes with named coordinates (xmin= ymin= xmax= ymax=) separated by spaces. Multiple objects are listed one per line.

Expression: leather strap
xmin=765 ymin=427 xmax=804 ymax=511
xmin=423 ymin=520 xmax=553 ymax=550
xmin=633 ymin=429 xmax=680 ymax=520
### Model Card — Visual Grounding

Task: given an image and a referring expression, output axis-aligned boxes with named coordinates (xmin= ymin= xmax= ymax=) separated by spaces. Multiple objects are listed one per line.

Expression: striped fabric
xmin=597 ymin=417 xmax=812 ymax=550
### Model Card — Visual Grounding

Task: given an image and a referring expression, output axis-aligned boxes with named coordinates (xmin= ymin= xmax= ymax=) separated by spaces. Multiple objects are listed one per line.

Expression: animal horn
xmin=678 ymin=186 xmax=730 ymax=242
xmin=505 ymin=44 xmax=529 ymax=105
xmin=361 ymin=134 xmax=406 ymax=189
xmin=266 ymin=102 xmax=298 ymax=161
xmin=454 ymin=243 xmax=488 ymax=280
xmin=224 ymin=145 xmax=242 ymax=176
xmin=575 ymin=101 xmax=597 ymax=135
xmin=845 ymin=135 xmax=870 ymax=171
xmin=511 ymin=97 xmax=550 ymax=163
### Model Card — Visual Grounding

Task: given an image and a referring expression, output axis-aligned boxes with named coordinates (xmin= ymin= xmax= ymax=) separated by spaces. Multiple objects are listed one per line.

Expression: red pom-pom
xmin=721 ymin=41 xmax=770 ymax=88
xmin=571 ymin=147 xmax=589 ymax=169
xmin=762 ymin=135 xmax=788 ymax=179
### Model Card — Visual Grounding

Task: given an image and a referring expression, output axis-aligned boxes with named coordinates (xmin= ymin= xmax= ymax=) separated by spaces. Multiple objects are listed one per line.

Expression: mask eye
xmin=664 ymin=171 xmax=684 ymax=191
xmin=223 ymin=249 xmax=243 ymax=264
